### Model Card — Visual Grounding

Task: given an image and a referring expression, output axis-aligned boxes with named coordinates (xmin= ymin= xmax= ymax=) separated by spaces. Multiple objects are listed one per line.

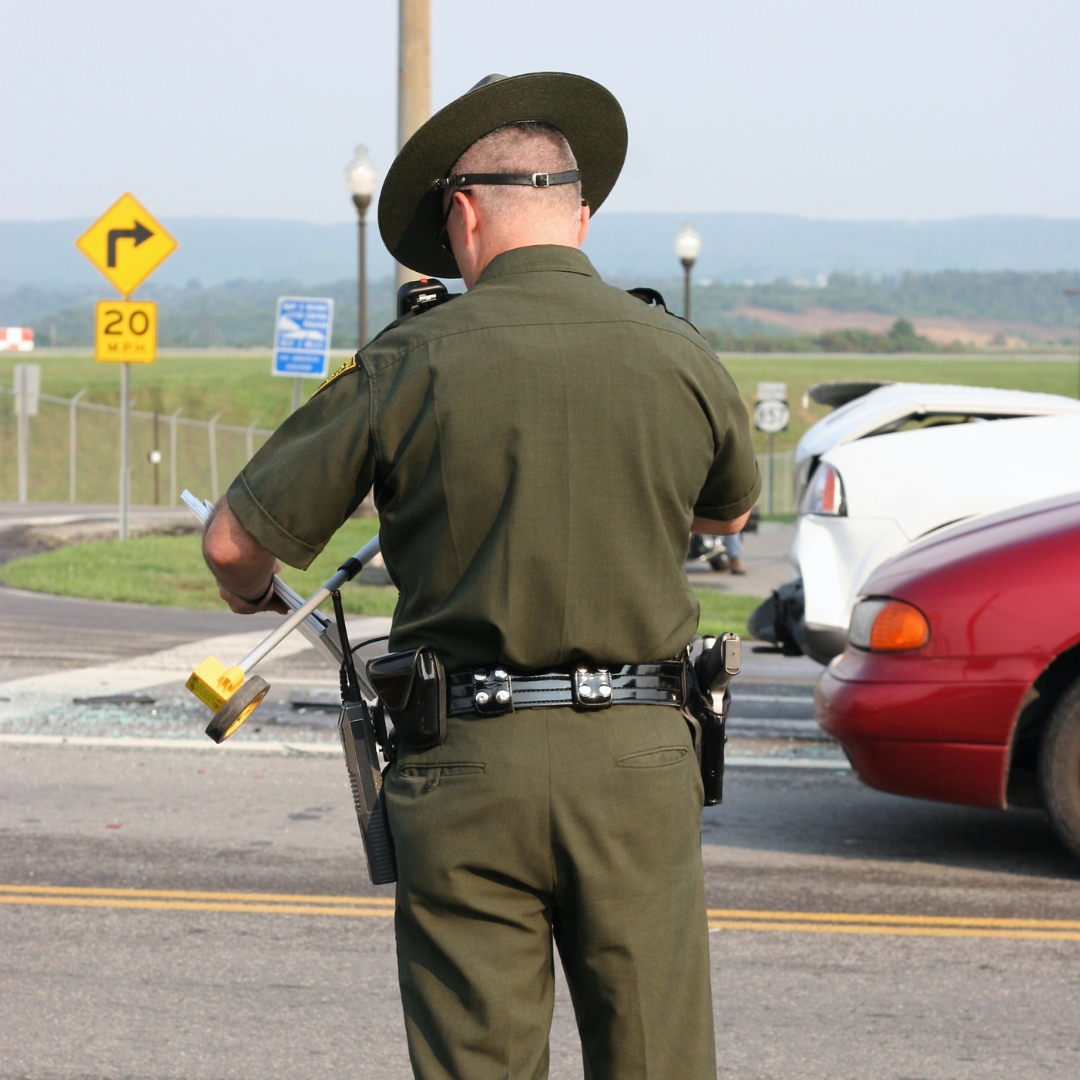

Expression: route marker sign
xmin=95 ymin=301 xmax=158 ymax=364
xmin=75 ymin=192 xmax=178 ymax=298
xmin=272 ymin=297 xmax=335 ymax=379
xmin=753 ymin=399 xmax=790 ymax=434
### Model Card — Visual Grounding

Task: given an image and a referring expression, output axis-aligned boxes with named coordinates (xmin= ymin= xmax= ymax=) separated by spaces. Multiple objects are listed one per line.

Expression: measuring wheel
xmin=205 ymin=675 xmax=271 ymax=744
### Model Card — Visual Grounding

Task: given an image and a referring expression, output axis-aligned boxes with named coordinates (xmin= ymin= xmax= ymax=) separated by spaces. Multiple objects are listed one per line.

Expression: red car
xmin=816 ymin=492 xmax=1080 ymax=860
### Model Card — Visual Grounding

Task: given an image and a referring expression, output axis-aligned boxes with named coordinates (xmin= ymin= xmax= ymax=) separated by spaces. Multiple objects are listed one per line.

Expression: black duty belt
xmin=447 ymin=662 xmax=686 ymax=717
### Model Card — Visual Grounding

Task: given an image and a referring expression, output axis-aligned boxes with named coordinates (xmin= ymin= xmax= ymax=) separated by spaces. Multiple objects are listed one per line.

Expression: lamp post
xmin=345 ymin=145 xmax=379 ymax=349
xmin=1065 ymin=288 xmax=1080 ymax=399
xmin=675 ymin=222 xmax=702 ymax=323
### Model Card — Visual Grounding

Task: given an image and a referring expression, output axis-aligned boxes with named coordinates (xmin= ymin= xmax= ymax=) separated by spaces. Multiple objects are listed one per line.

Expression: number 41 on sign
xmin=95 ymin=301 xmax=158 ymax=363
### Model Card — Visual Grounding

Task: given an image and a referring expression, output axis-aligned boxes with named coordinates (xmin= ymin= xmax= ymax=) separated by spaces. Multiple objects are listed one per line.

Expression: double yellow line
xmin=3 ymin=885 xmax=1079 ymax=941
xmin=706 ymin=909 xmax=1080 ymax=941
xmin=0 ymin=884 xmax=394 ymax=918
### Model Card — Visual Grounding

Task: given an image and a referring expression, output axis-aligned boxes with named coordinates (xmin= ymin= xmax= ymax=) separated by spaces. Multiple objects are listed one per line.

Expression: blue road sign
xmin=272 ymin=296 xmax=334 ymax=378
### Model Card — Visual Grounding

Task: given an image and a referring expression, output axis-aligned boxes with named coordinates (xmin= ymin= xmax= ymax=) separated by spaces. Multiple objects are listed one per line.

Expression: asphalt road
xmin=3 ymin=744 xmax=1079 ymax=1080
xmin=3 ymin=576 xmax=1079 ymax=1078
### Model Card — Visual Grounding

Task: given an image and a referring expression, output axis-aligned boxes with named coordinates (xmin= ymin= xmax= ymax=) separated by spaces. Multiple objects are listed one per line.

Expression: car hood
xmin=795 ymin=382 xmax=1080 ymax=464
xmin=821 ymin=413 xmax=1080 ymax=539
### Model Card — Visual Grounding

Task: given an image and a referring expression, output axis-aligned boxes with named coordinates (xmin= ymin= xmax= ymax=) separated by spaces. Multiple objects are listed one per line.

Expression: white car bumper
xmin=793 ymin=514 xmax=911 ymax=638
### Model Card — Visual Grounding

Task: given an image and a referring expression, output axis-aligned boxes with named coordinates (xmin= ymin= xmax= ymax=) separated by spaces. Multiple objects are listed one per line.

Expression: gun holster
xmin=367 ymin=647 xmax=447 ymax=751
xmin=683 ymin=633 xmax=741 ymax=806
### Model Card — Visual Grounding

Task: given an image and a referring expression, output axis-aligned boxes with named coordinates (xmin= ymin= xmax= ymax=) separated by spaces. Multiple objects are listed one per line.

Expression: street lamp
xmin=345 ymin=145 xmax=379 ymax=349
xmin=675 ymin=222 xmax=702 ymax=322
xmin=1065 ymin=288 xmax=1080 ymax=399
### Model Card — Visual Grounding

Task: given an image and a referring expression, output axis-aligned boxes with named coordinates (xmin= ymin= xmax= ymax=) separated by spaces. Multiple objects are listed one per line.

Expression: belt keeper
xmin=572 ymin=667 xmax=612 ymax=709
xmin=472 ymin=667 xmax=513 ymax=715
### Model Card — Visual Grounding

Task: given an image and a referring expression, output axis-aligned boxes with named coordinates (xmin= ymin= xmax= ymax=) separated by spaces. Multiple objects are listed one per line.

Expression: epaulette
xmin=627 ymin=286 xmax=699 ymax=332
xmin=627 ymin=287 xmax=668 ymax=310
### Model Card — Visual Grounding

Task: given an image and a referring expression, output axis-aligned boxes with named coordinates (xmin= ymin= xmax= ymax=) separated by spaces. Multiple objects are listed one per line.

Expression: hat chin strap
xmin=434 ymin=170 xmax=581 ymax=192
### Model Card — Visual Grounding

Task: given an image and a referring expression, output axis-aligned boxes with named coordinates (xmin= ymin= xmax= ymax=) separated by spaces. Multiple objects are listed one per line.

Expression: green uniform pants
xmin=384 ymin=704 xmax=716 ymax=1080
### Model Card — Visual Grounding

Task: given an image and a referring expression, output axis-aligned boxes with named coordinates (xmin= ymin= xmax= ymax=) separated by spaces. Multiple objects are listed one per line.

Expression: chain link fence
xmin=759 ymin=448 xmax=795 ymax=514
xmin=0 ymin=387 xmax=273 ymax=506
xmin=1 ymin=384 xmax=798 ymax=514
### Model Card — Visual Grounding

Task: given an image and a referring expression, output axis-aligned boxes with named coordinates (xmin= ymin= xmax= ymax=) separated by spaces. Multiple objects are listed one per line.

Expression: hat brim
xmin=378 ymin=72 xmax=627 ymax=279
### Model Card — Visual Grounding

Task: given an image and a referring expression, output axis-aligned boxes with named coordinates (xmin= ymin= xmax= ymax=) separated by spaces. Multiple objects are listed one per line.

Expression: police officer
xmin=204 ymin=72 xmax=759 ymax=1080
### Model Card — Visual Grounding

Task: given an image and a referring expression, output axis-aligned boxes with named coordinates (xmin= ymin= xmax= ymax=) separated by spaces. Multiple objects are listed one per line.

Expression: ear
xmin=575 ymin=201 xmax=591 ymax=246
xmin=454 ymin=190 xmax=480 ymax=243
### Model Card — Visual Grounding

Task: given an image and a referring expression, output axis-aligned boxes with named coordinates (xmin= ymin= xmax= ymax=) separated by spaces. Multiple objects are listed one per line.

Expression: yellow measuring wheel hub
xmin=186 ymin=657 xmax=270 ymax=743
xmin=186 ymin=656 xmax=245 ymax=711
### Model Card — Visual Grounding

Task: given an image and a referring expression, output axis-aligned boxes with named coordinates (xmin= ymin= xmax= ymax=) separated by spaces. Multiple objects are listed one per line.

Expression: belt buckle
xmin=472 ymin=668 xmax=513 ymax=716
xmin=572 ymin=667 xmax=612 ymax=709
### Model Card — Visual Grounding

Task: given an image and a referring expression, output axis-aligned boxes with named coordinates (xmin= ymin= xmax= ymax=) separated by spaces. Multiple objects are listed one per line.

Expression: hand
xmin=203 ymin=498 xmax=289 ymax=615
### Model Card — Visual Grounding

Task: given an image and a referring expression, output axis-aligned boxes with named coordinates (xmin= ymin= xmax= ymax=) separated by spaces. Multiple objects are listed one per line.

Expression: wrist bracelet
xmin=237 ymin=578 xmax=275 ymax=607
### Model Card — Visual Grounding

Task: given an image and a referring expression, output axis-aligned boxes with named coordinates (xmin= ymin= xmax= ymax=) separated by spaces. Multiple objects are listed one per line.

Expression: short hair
xmin=448 ymin=122 xmax=582 ymax=227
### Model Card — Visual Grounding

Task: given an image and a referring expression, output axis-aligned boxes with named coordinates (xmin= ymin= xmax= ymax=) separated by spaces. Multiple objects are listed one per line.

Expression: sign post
xmin=754 ymin=382 xmax=790 ymax=515
xmin=75 ymin=193 xmax=177 ymax=538
xmin=272 ymin=297 xmax=335 ymax=413
xmin=13 ymin=364 xmax=40 ymax=504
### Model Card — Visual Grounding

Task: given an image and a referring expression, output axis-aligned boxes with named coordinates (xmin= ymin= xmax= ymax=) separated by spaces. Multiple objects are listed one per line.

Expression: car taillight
xmin=800 ymin=462 xmax=846 ymax=515
xmin=849 ymin=598 xmax=930 ymax=652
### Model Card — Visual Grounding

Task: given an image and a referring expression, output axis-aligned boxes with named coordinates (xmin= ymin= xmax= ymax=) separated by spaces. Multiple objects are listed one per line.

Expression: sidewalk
xmin=0 ymin=502 xmax=195 ymax=565
xmin=685 ymin=520 xmax=795 ymax=598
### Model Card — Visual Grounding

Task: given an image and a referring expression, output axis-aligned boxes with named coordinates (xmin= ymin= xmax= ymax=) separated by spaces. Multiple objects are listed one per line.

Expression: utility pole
xmin=397 ymin=0 xmax=430 ymax=288
xmin=1065 ymin=288 xmax=1080 ymax=399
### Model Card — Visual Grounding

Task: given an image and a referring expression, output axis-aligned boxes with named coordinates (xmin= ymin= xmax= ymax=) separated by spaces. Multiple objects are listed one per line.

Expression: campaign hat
xmin=378 ymin=72 xmax=627 ymax=278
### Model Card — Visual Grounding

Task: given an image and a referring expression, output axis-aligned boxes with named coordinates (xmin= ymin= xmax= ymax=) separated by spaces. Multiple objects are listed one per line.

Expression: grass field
xmin=0 ymin=520 xmax=758 ymax=638
xmin=2 ymin=347 xmax=1075 ymax=511
xmin=3 ymin=348 xmax=1075 ymax=443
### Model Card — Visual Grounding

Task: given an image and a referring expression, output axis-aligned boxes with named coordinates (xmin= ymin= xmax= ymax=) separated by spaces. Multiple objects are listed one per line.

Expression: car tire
xmin=708 ymin=555 xmax=728 ymax=572
xmin=1038 ymin=677 xmax=1080 ymax=861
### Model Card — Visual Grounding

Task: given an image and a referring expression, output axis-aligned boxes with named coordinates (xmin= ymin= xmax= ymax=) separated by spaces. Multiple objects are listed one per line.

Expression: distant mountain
xmin=0 ymin=218 xmax=397 ymax=291
xmin=3 ymin=213 xmax=1080 ymax=291
xmin=8 ymin=269 xmax=1078 ymax=350
xmin=588 ymin=214 xmax=1080 ymax=282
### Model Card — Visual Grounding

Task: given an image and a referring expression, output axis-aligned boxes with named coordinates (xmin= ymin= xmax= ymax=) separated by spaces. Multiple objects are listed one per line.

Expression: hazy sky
xmin=3 ymin=0 xmax=1077 ymax=224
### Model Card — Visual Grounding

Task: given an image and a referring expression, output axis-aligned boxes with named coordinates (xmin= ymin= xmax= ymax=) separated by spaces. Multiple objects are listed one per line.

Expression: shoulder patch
xmin=314 ymin=356 xmax=358 ymax=396
xmin=626 ymin=287 xmax=668 ymax=310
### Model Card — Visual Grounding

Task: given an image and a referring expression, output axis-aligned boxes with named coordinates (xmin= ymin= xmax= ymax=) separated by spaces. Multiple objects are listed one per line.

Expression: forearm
xmin=691 ymin=509 xmax=751 ymax=536
xmin=203 ymin=498 xmax=286 ymax=614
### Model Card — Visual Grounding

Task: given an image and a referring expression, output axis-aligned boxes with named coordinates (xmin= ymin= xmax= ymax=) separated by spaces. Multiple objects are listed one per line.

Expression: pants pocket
xmin=396 ymin=762 xmax=486 ymax=792
xmin=614 ymin=745 xmax=689 ymax=769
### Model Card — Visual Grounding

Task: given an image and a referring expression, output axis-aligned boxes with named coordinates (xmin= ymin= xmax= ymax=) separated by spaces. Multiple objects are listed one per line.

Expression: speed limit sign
xmin=753 ymin=398 xmax=790 ymax=434
xmin=94 ymin=300 xmax=157 ymax=364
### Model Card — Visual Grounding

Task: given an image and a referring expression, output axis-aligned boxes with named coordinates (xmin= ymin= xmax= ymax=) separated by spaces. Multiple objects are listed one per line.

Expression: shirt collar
xmin=475 ymin=245 xmax=600 ymax=286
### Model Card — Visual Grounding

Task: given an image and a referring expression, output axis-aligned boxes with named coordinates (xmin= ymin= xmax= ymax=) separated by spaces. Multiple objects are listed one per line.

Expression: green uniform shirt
xmin=228 ymin=245 xmax=760 ymax=671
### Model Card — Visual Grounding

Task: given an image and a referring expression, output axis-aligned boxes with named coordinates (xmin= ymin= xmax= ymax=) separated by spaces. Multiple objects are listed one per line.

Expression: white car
xmin=752 ymin=383 xmax=1080 ymax=663
xmin=793 ymin=381 xmax=1080 ymax=508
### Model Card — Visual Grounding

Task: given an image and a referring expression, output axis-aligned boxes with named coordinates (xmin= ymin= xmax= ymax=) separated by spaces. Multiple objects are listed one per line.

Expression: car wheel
xmin=1038 ymin=677 xmax=1080 ymax=861
xmin=708 ymin=555 xmax=728 ymax=571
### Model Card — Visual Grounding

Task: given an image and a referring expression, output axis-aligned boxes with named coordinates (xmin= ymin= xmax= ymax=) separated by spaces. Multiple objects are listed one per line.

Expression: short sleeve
xmin=692 ymin=361 xmax=762 ymax=521
xmin=226 ymin=366 xmax=376 ymax=569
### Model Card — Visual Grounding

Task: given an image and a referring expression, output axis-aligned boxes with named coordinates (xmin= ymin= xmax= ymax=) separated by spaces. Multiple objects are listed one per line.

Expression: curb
xmin=0 ymin=732 xmax=850 ymax=768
